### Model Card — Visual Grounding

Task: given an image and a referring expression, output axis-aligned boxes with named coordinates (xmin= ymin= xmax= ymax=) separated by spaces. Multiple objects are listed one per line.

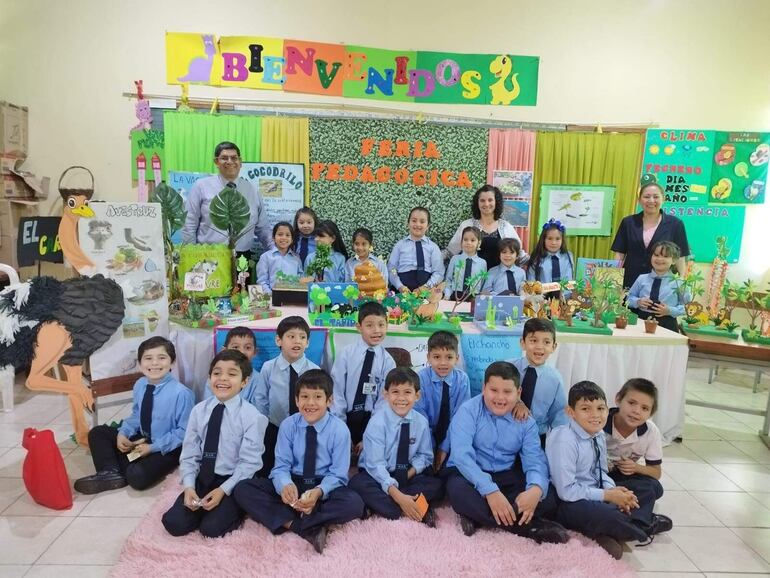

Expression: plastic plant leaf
xmin=209 ymin=187 xmax=250 ymax=239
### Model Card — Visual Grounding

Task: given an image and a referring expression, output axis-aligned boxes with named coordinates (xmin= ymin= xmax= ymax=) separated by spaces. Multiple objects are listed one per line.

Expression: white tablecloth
xmin=171 ymin=305 xmax=688 ymax=442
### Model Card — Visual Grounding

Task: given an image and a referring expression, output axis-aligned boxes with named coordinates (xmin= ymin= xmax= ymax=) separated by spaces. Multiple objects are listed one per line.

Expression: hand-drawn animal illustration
xmin=177 ymin=34 xmax=216 ymax=83
xmin=489 ymin=55 xmax=521 ymax=105
xmin=87 ymin=220 xmax=112 ymax=251
xmin=191 ymin=259 xmax=218 ymax=276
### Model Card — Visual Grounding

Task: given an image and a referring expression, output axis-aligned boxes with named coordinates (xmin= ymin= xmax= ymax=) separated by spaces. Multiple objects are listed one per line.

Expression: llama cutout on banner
xmin=178 ymin=34 xmax=216 ymax=83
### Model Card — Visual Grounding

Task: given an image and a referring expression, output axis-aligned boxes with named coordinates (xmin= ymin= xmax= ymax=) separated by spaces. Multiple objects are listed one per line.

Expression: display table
xmin=171 ymin=304 xmax=689 ymax=442
xmin=685 ymin=332 xmax=770 ymax=448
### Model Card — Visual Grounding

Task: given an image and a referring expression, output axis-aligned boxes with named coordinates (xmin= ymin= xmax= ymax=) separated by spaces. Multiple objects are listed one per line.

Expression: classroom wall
xmin=2 ymin=0 xmax=769 ymax=279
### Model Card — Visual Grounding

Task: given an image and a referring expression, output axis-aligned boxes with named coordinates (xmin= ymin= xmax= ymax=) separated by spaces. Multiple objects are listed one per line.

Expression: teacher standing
xmin=611 ymin=176 xmax=690 ymax=289
xmin=445 ymin=185 xmax=529 ymax=269
xmin=182 ymin=141 xmax=273 ymax=258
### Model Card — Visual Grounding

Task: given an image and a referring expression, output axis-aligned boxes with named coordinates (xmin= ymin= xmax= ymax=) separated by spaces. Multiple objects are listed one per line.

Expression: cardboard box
xmin=0 ymin=102 xmax=29 ymax=158
xmin=0 ymin=199 xmax=39 ymax=240
xmin=1 ymin=167 xmax=49 ymax=200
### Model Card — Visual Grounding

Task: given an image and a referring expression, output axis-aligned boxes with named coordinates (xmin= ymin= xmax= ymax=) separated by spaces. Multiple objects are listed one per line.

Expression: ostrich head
xmin=62 ymin=194 xmax=95 ymax=219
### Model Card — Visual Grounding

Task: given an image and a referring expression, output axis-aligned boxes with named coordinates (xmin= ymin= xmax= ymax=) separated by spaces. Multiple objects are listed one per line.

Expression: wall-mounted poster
xmin=709 ymin=131 xmax=770 ymax=205
xmin=666 ymin=203 xmax=744 ymax=263
xmin=502 ymin=199 xmax=530 ymax=227
xmin=78 ymin=202 xmax=169 ymax=379
xmin=493 ymin=170 xmax=533 ymax=199
xmin=168 ymin=170 xmax=209 ymax=244
xmin=642 ymin=129 xmax=715 ymax=206
xmin=240 ymin=162 xmax=305 ymax=229
xmin=538 ymin=185 xmax=615 ymax=236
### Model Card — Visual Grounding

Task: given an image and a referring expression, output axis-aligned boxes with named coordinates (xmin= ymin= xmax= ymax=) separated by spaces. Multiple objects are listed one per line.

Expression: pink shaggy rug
xmin=113 ymin=479 xmax=635 ymax=578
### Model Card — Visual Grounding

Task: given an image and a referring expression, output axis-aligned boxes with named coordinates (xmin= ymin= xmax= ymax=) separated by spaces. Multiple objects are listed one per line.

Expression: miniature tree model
xmin=305 ymin=243 xmax=333 ymax=282
xmin=589 ymin=277 xmax=616 ymax=328
xmin=342 ymin=284 xmax=360 ymax=306
xmin=450 ymin=264 xmax=488 ymax=315
xmin=150 ymin=182 xmax=187 ymax=300
xmin=309 ymin=284 xmax=331 ymax=313
xmin=707 ymin=236 xmax=730 ymax=318
xmin=208 ymin=186 xmax=251 ymax=289
xmin=737 ymin=280 xmax=765 ymax=333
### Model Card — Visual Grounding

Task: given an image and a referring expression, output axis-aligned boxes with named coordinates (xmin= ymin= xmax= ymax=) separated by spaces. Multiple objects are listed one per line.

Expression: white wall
xmin=1 ymin=0 xmax=769 ymax=279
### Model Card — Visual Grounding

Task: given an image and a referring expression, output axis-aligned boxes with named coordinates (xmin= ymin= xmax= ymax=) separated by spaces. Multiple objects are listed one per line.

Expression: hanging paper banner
xmin=130 ymin=129 xmax=165 ymax=181
xmin=240 ymin=162 xmax=305 ymax=230
xmin=165 ymin=32 xmax=539 ymax=106
xmin=643 ymin=129 xmax=715 ymax=206
xmin=708 ymin=131 xmax=770 ymax=204
xmin=666 ymin=203 xmax=744 ymax=263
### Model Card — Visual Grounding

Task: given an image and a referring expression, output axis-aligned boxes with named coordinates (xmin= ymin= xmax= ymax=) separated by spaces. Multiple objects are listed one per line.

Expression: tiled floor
xmin=0 ymin=363 xmax=768 ymax=577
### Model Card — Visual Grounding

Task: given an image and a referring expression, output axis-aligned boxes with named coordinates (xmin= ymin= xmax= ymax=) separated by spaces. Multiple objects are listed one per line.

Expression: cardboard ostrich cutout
xmin=0 ymin=179 xmax=125 ymax=446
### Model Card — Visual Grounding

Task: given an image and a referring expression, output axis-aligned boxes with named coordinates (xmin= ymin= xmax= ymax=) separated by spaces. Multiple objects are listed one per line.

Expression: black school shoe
xmin=459 ymin=514 xmax=477 ymax=536
xmin=595 ymin=535 xmax=624 ymax=560
xmin=301 ymin=525 xmax=328 ymax=554
xmin=649 ymin=514 xmax=673 ymax=535
xmin=422 ymin=507 xmax=437 ymax=529
xmin=73 ymin=469 xmax=127 ymax=494
xmin=519 ymin=518 xmax=570 ymax=544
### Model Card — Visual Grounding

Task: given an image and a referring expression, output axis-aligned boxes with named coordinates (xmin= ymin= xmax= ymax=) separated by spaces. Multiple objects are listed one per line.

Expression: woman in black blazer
xmin=611 ymin=178 xmax=690 ymax=289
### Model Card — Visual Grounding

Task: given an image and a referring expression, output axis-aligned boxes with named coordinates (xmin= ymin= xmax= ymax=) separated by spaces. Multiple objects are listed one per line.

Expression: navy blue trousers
xmin=396 ymin=270 xmax=431 ymax=292
xmin=233 ymin=476 xmax=364 ymax=538
xmin=610 ymin=471 xmax=664 ymax=528
xmin=88 ymin=424 xmax=181 ymax=490
xmin=446 ymin=467 xmax=558 ymax=530
xmin=161 ymin=474 xmax=243 ymax=538
xmin=348 ymin=470 xmax=445 ymax=519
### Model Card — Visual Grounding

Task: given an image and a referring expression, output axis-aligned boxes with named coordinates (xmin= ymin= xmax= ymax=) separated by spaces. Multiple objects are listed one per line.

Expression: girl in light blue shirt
xmin=256 ymin=222 xmax=304 ymax=294
xmin=305 ymin=220 xmax=348 ymax=283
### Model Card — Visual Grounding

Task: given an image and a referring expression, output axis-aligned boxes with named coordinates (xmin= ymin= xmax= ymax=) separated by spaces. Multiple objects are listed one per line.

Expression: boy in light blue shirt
xmin=485 ymin=238 xmax=527 ymax=295
xmin=509 ymin=318 xmax=568 ymax=447
xmin=204 ymin=327 xmax=258 ymax=403
xmin=234 ymin=370 xmax=364 ymax=554
xmin=446 ymin=361 xmax=568 ymax=544
xmin=349 ymin=367 xmax=443 ymax=527
xmin=162 ymin=349 xmax=268 ymax=538
xmin=414 ymin=331 xmax=471 ymax=472
xmin=331 ymin=302 xmax=396 ymax=453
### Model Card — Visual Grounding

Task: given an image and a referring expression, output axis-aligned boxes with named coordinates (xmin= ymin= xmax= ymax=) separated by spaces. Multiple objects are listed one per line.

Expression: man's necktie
xmin=520 ymin=367 xmax=537 ymax=410
xmin=462 ymin=258 xmax=473 ymax=289
xmin=593 ymin=436 xmax=605 ymax=489
xmin=299 ymin=237 xmax=309 ymax=264
xmin=303 ymin=425 xmax=317 ymax=484
xmin=352 ymin=349 xmax=375 ymax=412
xmin=226 ymin=181 xmax=237 ymax=189
xmin=394 ymin=421 xmax=410 ymax=488
xmin=415 ymin=240 xmax=425 ymax=270
xmin=506 ymin=270 xmax=517 ymax=293
xmin=434 ymin=381 xmax=451 ymax=448
xmin=139 ymin=384 xmax=155 ymax=441
xmin=649 ymin=277 xmax=662 ymax=304
xmin=289 ymin=366 xmax=299 ymax=415
xmin=199 ymin=403 xmax=225 ymax=490
xmin=551 ymin=255 xmax=561 ymax=281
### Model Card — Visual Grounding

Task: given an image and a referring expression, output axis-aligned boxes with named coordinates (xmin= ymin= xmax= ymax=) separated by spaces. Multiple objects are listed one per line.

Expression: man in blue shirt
xmin=546 ymin=381 xmax=650 ymax=559
xmin=445 ymin=361 xmax=568 ymax=544
xmin=234 ymin=370 xmax=364 ymax=554
xmin=162 ymin=349 xmax=267 ymax=538
xmin=181 ymin=141 xmax=272 ymax=257
xmin=74 ymin=337 xmax=194 ymax=494
xmin=349 ymin=367 xmax=443 ymax=527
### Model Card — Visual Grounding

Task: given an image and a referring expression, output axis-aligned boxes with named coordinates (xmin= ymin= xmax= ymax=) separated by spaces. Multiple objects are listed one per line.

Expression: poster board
xmin=240 ymin=162 xmax=305 ymax=228
xmin=538 ymin=184 xmax=615 ymax=236
xmin=664 ymin=204 xmax=744 ymax=263
xmin=168 ymin=170 xmax=209 ymax=244
xmin=17 ymin=217 xmax=63 ymax=266
xmin=79 ymin=202 xmax=169 ymax=379
xmin=709 ymin=131 xmax=769 ymax=204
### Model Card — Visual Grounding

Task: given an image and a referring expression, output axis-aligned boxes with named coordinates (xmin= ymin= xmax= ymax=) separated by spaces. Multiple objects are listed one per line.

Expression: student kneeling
xmin=445 ymin=361 xmax=568 ymax=544
xmin=349 ymin=367 xmax=444 ymax=527
xmin=234 ymin=370 xmax=364 ymax=554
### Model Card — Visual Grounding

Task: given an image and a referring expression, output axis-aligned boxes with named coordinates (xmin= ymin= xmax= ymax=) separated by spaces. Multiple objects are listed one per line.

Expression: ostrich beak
xmin=72 ymin=205 xmax=95 ymax=218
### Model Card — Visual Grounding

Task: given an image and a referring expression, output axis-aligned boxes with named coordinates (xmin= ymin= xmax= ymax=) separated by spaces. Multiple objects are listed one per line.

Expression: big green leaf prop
xmin=150 ymin=182 xmax=187 ymax=299
xmin=209 ymin=187 xmax=251 ymax=247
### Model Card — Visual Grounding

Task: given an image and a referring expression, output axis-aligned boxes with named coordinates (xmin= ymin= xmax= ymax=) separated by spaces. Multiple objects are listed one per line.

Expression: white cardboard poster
xmin=240 ymin=162 xmax=305 ymax=229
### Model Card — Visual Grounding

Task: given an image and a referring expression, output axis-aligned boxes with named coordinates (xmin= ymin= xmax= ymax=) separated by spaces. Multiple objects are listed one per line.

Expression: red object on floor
xmin=22 ymin=428 xmax=73 ymax=510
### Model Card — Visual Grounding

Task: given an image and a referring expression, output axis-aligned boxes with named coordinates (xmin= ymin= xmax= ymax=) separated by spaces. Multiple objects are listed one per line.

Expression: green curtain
xmin=531 ymin=131 xmax=644 ymax=260
xmin=164 ymin=112 xmax=262 ymax=173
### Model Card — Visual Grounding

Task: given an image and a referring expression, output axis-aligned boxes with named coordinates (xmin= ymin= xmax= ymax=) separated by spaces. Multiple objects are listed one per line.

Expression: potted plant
xmin=614 ymin=299 xmax=632 ymax=329
xmin=644 ymin=317 xmax=659 ymax=334
xmin=208 ymin=186 xmax=251 ymax=290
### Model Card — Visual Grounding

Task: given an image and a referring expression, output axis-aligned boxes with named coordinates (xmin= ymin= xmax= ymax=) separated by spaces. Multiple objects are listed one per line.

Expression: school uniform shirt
xmin=414 ymin=367 xmax=471 ymax=452
xmin=526 ymin=251 xmax=575 ymax=283
xmin=627 ymin=271 xmax=689 ymax=317
xmin=294 ymin=234 xmax=317 ymax=267
xmin=181 ymin=174 xmax=273 ymax=252
xmin=331 ymin=339 xmax=396 ymax=418
xmin=344 ymin=255 xmax=389 ymax=284
xmin=485 ymin=264 xmax=527 ymax=295
xmin=443 ymin=253 xmax=488 ymax=298
xmin=603 ymin=408 xmax=663 ymax=466
xmin=118 ymin=374 xmax=195 ymax=455
xmin=179 ymin=395 xmax=268 ymax=495
xmin=387 ymin=236 xmax=444 ymax=290
xmin=359 ymin=405 xmax=433 ymax=493
xmin=256 ymin=248 xmax=303 ymax=294
xmin=271 ymin=411 xmax=351 ymax=499
xmin=203 ymin=372 xmax=259 ymax=404
xmin=446 ymin=218 xmax=530 ymax=264
xmin=304 ymin=249 xmax=346 ymax=283
xmin=510 ymin=357 xmax=568 ymax=435
xmin=545 ymin=418 xmax=616 ymax=503
xmin=611 ymin=210 xmax=690 ymax=289
xmin=446 ymin=395 xmax=549 ymax=498
xmin=252 ymin=354 xmax=320 ymax=426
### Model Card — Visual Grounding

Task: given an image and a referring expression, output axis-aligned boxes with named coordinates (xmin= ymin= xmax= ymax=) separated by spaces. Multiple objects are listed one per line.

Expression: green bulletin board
xmin=665 ymin=204 xmax=744 ymax=263
xmin=709 ymin=131 xmax=769 ymax=204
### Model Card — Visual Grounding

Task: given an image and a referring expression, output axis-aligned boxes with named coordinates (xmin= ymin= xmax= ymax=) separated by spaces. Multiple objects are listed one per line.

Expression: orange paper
xmin=283 ymin=39 xmax=345 ymax=96
xmin=414 ymin=493 xmax=429 ymax=519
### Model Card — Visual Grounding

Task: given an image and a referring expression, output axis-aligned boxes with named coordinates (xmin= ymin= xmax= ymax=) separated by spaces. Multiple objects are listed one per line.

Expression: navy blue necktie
xmin=649 ymin=277 xmax=662 ymax=304
xmin=506 ymin=270 xmax=517 ymax=293
xmin=463 ymin=258 xmax=473 ymax=289
xmin=299 ymin=237 xmax=309 ymax=264
xmin=520 ymin=367 xmax=537 ymax=410
xmin=352 ymin=349 xmax=375 ymax=412
xmin=593 ymin=437 xmax=605 ymax=489
xmin=415 ymin=240 xmax=425 ymax=270
xmin=394 ymin=421 xmax=410 ymax=487
xmin=226 ymin=181 xmax=237 ymax=189
xmin=303 ymin=425 xmax=317 ymax=481
xmin=139 ymin=384 xmax=155 ymax=441
xmin=289 ymin=366 xmax=299 ymax=415
xmin=435 ymin=381 xmax=451 ymax=448
xmin=551 ymin=255 xmax=561 ymax=281
xmin=199 ymin=403 xmax=225 ymax=490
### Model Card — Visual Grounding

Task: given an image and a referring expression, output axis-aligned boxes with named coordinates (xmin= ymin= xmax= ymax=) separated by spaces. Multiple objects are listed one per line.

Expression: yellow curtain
xmin=531 ymin=131 xmax=644 ymax=260
xmin=260 ymin=117 xmax=311 ymax=204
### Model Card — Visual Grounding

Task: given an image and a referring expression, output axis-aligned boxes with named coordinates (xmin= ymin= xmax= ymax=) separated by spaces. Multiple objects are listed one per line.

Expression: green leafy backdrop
xmin=309 ymin=119 xmax=488 ymax=257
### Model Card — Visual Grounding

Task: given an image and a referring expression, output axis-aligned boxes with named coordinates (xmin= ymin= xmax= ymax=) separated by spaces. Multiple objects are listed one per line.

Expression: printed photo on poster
xmin=502 ymin=199 xmax=530 ymax=227
xmin=240 ymin=162 xmax=305 ymax=228
xmin=539 ymin=185 xmax=615 ymax=236
xmin=493 ymin=170 xmax=533 ymax=199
